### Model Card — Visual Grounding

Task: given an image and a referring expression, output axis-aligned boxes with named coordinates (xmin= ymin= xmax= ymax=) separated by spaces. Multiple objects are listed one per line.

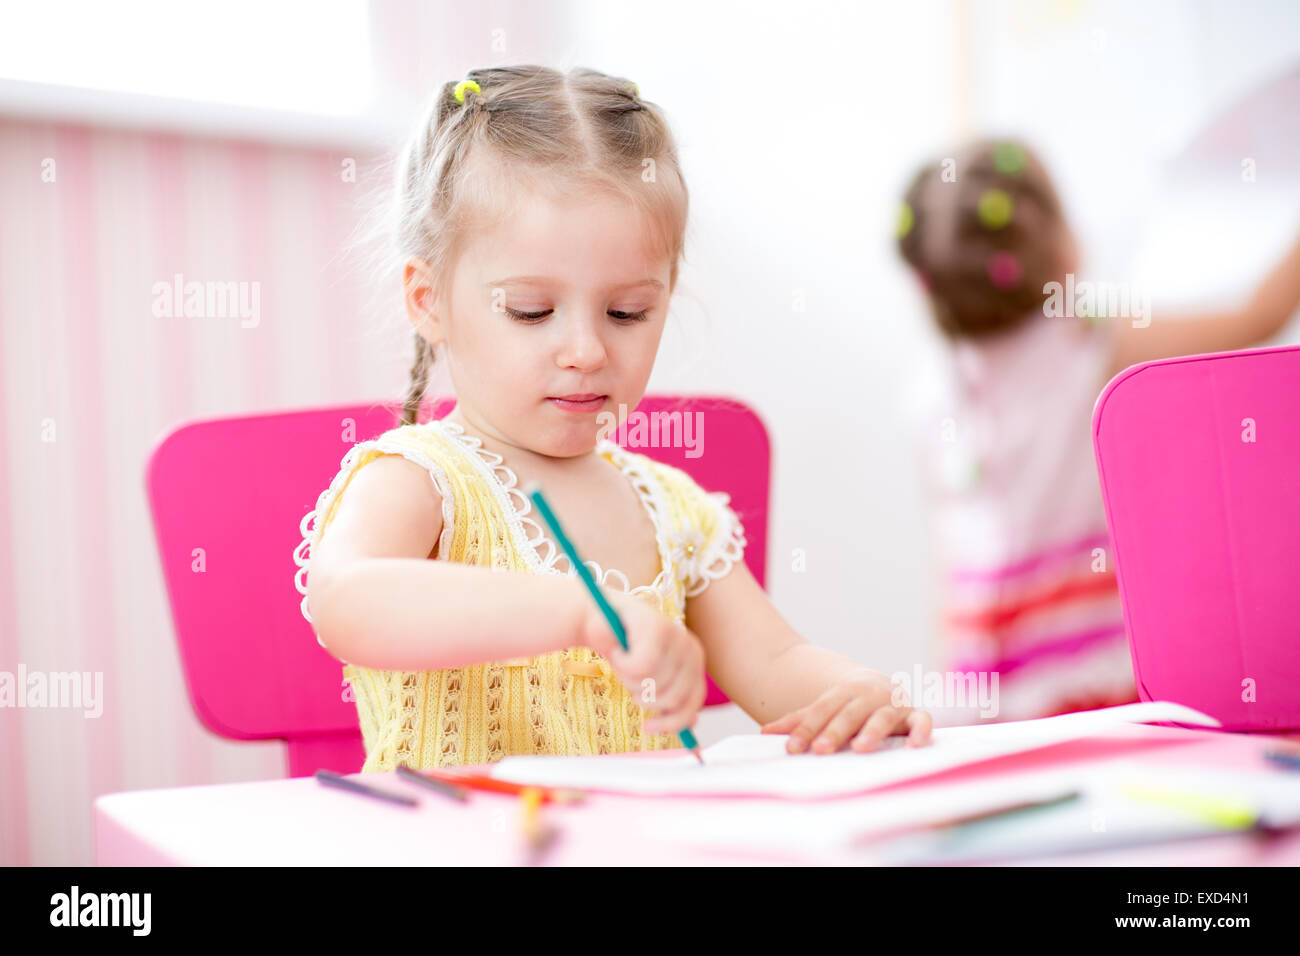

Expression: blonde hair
xmin=388 ymin=65 xmax=690 ymax=426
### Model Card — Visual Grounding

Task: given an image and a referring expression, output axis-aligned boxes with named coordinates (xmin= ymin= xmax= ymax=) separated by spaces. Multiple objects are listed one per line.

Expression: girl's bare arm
xmin=304 ymin=453 xmax=592 ymax=671
xmin=1108 ymin=232 xmax=1300 ymax=378
xmin=685 ymin=560 xmax=889 ymax=728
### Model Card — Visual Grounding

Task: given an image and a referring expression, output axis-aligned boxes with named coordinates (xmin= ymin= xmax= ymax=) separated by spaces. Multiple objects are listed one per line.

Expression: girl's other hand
xmin=759 ymin=675 xmax=934 ymax=754
xmin=580 ymin=587 xmax=707 ymax=737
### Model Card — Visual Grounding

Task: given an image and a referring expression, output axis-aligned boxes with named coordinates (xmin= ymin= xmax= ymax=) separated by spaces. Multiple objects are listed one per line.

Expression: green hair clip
xmin=897 ymin=201 xmax=915 ymax=238
xmin=977 ymin=188 xmax=1013 ymax=229
xmin=992 ymin=142 xmax=1026 ymax=175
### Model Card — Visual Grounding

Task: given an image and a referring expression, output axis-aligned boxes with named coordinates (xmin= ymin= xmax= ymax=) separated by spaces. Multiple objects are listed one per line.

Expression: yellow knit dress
xmin=293 ymin=417 xmax=747 ymax=772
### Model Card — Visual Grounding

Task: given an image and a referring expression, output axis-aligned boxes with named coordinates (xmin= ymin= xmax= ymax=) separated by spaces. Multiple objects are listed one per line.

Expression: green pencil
xmin=525 ymin=480 xmax=705 ymax=765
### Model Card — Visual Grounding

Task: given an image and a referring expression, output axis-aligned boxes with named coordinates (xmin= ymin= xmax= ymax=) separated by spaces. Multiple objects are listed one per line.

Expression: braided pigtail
xmin=401 ymin=333 xmax=433 ymax=425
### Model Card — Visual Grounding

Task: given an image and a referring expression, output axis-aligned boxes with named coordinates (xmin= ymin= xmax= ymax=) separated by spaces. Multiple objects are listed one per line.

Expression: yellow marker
xmin=1119 ymin=782 xmax=1258 ymax=829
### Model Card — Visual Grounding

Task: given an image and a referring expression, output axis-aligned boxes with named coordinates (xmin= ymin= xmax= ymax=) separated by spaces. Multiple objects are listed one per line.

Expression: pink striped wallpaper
xmin=0 ymin=0 xmax=584 ymax=867
xmin=0 ymin=119 xmax=393 ymax=865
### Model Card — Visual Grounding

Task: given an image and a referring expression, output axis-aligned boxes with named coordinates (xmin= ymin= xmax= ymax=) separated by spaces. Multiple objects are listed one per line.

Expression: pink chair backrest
xmin=146 ymin=396 xmax=771 ymax=775
xmin=1092 ymin=344 xmax=1300 ymax=731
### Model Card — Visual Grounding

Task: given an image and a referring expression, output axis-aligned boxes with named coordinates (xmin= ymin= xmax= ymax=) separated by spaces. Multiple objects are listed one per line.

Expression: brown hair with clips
xmin=896 ymin=138 xmax=1070 ymax=340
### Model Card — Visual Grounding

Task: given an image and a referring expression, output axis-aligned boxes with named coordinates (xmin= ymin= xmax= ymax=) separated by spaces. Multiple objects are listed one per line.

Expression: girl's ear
xmin=403 ymin=256 xmax=445 ymax=346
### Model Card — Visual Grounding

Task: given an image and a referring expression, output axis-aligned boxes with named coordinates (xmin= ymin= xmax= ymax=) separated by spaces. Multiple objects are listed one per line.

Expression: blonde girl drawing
xmin=293 ymin=66 xmax=932 ymax=771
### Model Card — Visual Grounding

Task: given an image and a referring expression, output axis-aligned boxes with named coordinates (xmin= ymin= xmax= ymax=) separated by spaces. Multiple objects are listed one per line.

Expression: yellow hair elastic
xmin=453 ymin=79 xmax=481 ymax=104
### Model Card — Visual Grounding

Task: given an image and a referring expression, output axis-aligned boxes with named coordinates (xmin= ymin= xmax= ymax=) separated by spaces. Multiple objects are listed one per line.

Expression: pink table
xmin=93 ymin=725 xmax=1300 ymax=866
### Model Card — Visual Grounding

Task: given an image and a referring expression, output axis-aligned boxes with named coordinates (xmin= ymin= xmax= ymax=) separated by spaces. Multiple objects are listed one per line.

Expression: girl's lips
xmin=548 ymin=395 xmax=607 ymax=412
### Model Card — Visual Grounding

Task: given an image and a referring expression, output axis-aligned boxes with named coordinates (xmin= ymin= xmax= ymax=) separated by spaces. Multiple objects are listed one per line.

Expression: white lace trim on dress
xmin=429 ymin=418 xmax=677 ymax=601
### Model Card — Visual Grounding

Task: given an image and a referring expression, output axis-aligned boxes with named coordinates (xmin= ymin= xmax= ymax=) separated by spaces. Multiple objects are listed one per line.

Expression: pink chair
xmin=146 ymin=396 xmax=772 ymax=776
xmin=1092 ymin=343 xmax=1300 ymax=732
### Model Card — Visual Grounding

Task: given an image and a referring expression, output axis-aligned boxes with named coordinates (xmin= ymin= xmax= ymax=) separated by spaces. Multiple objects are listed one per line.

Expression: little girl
xmin=293 ymin=65 xmax=932 ymax=772
xmin=896 ymin=137 xmax=1300 ymax=724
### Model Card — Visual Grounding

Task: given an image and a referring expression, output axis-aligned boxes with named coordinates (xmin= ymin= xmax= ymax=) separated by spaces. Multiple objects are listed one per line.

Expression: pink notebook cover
xmin=1093 ymin=343 xmax=1300 ymax=732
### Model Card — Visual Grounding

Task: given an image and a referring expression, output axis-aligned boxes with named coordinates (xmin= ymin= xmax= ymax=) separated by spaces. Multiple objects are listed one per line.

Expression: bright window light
xmin=0 ymin=0 xmax=371 ymax=115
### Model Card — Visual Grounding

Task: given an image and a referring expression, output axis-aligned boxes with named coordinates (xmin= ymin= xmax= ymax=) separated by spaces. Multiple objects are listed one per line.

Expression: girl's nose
xmin=556 ymin=317 xmax=608 ymax=370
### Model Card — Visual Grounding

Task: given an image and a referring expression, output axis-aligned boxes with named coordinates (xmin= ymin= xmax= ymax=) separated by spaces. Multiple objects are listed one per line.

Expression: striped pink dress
xmin=908 ymin=313 xmax=1139 ymax=725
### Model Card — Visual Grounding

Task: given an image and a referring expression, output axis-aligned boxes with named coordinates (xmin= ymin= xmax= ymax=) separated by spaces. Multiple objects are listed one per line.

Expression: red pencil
xmin=419 ymin=769 xmax=587 ymax=804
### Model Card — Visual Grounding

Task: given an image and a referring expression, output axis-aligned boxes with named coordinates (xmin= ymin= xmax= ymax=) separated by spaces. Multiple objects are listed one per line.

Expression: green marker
xmin=525 ymin=481 xmax=705 ymax=764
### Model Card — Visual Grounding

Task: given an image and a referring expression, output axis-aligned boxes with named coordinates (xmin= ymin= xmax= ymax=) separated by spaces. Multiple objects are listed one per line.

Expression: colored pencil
xmin=315 ymin=769 xmax=418 ymax=807
xmin=422 ymin=769 xmax=587 ymax=804
xmin=525 ymin=480 xmax=705 ymax=765
xmin=519 ymin=786 xmax=561 ymax=864
xmin=395 ymin=764 xmax=470 ymax=801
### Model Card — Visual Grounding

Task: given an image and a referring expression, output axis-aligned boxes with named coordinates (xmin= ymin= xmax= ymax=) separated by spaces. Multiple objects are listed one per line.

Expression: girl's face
xmin=423 ymin=185 xmax=672 ymax=461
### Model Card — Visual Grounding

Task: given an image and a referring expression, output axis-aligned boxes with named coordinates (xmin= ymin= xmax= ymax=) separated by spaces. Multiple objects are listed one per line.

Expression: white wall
xmin=969 ymin=0 xmax=1300 ymax=315
xmin=560 ymin=1 xmax=964 ymax=737
xmin=553 ymin=0 xmax=1300 ymax=739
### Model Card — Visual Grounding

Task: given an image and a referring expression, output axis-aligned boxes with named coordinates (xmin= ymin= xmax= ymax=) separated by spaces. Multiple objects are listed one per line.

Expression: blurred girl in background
xmin=896 ymin=138 xmax=1300 ymax=723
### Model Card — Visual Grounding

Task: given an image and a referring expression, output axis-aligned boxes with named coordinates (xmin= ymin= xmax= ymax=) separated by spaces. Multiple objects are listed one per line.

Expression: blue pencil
xmin=525 ymin=481 xmax=705 ymax=765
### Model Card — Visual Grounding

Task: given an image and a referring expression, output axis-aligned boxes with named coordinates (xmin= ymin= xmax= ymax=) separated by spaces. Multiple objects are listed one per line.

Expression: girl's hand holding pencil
xmin=525 ymin=481 xmax=706 ymax=757
xmin=580 ymin=587 xmax=709 ymax=738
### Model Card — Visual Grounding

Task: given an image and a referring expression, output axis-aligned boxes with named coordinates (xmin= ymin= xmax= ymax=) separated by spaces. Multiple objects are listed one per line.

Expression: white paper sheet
xmin=488 ymin=700 xmax=1221 ymax=799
